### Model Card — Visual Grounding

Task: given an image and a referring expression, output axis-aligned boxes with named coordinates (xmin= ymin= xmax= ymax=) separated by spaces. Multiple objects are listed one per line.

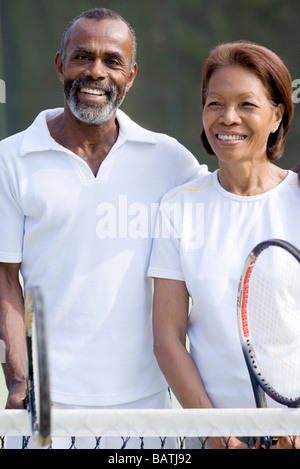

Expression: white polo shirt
xmin=148 ymin=170 xmax=300 ymax=409
xmin=0 ymin=108 xmax=208 ymax=405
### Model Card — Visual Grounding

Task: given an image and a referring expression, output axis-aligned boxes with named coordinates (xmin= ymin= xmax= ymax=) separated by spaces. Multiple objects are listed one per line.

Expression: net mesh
xmin=1 ymin=408 xmax=300 ymax=449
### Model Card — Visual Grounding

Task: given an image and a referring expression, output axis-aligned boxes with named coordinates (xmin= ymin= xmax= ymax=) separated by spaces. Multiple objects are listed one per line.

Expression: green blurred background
xmin=0 ymin=0 xmax=299 ymax=172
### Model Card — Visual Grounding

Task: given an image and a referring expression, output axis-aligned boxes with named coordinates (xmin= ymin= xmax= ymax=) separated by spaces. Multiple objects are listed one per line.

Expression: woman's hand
xmin=5 ymin=380 xmax=26 ymax=409
xmin=271 ymin=436 xmax=300 ymax=449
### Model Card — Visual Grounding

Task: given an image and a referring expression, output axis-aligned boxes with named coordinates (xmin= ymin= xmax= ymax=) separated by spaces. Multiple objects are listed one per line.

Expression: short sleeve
xmin=174 ymin=145 xmax=208 ymax=187
xmin=147 ymin=199 xmax=184 ymax=281
xmin=0 ymin=166 xmax=24 ymax=262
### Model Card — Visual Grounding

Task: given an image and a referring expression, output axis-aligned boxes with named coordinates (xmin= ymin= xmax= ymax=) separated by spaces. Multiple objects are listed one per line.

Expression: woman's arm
xmin=153 ymin=278 xmax=212 ymax=409
xmin=152 ymin=277 xmax=255 ymax=449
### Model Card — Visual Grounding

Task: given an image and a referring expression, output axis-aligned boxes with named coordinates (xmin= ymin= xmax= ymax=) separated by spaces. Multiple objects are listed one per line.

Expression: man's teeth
xmin=81 ymin=88 xmax=105 ymax=96
xmin=217 ymin=134 xmax=246 ymax=141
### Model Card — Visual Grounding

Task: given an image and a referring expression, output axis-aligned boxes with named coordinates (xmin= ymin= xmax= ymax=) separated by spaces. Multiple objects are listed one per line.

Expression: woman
xmin=148 ymin=41 xmax=300 ymax=449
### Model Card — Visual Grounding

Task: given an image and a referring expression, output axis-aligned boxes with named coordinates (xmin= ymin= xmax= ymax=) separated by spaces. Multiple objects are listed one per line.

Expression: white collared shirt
xmin=0 ymin=108 xmax=208 ymax=405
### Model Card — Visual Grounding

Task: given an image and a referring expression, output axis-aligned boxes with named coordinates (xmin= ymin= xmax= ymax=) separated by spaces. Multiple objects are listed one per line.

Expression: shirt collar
xmin=20 ymin=108 xmax=157 ymax=156
xmin=116 ymin=109 xmax=157 ymax=144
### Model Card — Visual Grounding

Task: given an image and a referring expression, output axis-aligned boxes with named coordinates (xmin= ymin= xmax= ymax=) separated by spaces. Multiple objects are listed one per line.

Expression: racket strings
xmin=247 ymin=246 xmax=300 ymax=401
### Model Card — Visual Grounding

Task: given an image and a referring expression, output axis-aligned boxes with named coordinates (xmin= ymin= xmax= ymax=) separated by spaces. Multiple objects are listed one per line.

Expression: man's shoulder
xmin=162 ymin=172 xmax=214 ymax=203
xmin=0 ymin=128 xmax=26 ymax=155
xmin=0 ymin=108 xmax=63 ymax=159
xmin=117 ymin=110 xmax=189 ymax=149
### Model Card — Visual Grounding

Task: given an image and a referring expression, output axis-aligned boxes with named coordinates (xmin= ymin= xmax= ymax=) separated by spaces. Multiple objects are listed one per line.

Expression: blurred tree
xmin=0 ymin=0 xmax=299 ymax=170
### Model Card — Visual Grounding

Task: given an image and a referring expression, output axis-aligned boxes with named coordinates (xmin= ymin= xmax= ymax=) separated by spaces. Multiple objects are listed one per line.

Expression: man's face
xmin=57 ymin=18 xmax=137 ymax=125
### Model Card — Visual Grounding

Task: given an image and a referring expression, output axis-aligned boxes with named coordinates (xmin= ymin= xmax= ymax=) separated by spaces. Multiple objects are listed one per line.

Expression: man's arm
xmin=0 ymin=262 xmax=26 ymax=409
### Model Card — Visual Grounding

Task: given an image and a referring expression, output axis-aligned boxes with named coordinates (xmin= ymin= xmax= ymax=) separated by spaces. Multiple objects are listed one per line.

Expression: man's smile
xmin=77 ymin=86 xmax=109 ymax=104
xmin=80 ymin=87 xmax=106 ymax=96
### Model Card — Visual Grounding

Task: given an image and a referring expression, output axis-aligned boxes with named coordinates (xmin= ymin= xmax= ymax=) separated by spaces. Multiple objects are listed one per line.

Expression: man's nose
xmin=86 ymin=59 xmax=108 ymax=80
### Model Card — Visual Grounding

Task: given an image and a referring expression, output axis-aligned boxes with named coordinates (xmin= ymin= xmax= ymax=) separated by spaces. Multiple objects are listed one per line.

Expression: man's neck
xmin=47 ymin=107 xmax=119 ymax=176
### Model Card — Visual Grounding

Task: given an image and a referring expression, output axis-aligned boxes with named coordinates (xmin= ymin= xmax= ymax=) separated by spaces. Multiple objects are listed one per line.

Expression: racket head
xmin=25 ymin=287 xmax=51 ymax=446
xmin=237 ymin=239 xmax=300 ymax=408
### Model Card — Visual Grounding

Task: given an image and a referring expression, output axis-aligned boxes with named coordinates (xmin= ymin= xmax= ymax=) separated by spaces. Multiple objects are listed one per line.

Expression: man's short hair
xmin=60 ymin=8 xmax=137 ymax=69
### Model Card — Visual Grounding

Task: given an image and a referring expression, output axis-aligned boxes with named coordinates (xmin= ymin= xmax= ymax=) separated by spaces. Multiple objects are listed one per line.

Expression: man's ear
xmin=55 ymin=51 xmax=64 ymax=83
xmin=126 ymin=63 xmax=138 ymax=92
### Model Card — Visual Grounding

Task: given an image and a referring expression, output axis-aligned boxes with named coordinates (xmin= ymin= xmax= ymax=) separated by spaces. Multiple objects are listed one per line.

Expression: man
xmin=0 ymin=8 xmax=207 ymax=448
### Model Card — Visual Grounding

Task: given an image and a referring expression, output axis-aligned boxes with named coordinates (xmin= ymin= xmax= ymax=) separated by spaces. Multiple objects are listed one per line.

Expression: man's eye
xmin=105 ymin=59 xmax=120 ymax=66
xmin=75 ymin=55 xmax=90 ymax=61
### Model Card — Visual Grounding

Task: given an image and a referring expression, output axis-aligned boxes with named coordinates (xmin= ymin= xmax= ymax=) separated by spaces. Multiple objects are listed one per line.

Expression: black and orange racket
xmin=237 ymin=239 xmax=300 ymax=448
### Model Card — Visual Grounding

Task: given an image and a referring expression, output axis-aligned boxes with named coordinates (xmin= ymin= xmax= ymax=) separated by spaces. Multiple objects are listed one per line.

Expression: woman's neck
xmin=218 ymin=160 xmax=288 ymax=196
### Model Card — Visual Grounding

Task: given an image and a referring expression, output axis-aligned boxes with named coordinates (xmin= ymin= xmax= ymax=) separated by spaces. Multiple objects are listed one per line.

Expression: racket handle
xmin=260 ymin=436 xmax=272 ymax=449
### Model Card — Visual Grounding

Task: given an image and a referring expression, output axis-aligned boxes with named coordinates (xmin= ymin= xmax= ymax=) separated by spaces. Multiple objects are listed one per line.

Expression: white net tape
xmin=1 ymin=408 xmax=300 ymax=438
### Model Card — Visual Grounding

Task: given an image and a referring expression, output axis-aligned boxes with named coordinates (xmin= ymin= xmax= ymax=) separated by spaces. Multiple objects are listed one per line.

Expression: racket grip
xmin=260 ymin=436 xmax=272 ymax=449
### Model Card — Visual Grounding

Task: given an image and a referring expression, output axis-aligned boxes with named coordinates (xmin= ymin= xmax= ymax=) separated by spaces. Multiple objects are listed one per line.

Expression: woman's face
xmin=202 ymin=65 xmax=284 ymax=165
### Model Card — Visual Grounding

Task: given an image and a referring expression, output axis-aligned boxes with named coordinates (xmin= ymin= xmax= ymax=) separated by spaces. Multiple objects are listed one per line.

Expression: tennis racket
xmin=24 ymin=286 xmax=51 ymax=447
xmin=237 ymin=239 xmax=300 ymax=449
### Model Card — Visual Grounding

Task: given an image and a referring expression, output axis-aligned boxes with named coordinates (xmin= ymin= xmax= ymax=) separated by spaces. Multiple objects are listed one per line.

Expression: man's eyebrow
xmin=71 ymin=47 xmax=94 ymax=55
xmin=103 ymin=50 xmax=124 ymax=61
xmin=71 ymin=47 xmax=124 ymax=61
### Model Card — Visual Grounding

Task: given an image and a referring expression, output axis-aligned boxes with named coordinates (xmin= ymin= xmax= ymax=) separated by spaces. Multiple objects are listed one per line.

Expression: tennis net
xmin=1 ymin=408 xmax=300 ymax=449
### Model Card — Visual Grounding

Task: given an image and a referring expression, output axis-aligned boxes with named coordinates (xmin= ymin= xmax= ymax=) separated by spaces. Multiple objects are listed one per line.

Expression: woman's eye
xmin=207 ymin=101 xmax=222 ymax=107
xmin=241 ymin=102 xmax=256 ymax=107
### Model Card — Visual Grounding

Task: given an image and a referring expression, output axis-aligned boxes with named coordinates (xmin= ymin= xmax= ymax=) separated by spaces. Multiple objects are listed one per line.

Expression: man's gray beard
xmin=67 ymin=94 xmax=126 ymax=125
xmin=64 ymin=79 xmax=126 ymax=125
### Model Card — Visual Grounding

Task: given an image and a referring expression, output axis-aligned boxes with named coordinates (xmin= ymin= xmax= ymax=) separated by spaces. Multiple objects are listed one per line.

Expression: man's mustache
xmin=66 ymin=78 xmax=115 ymax=98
